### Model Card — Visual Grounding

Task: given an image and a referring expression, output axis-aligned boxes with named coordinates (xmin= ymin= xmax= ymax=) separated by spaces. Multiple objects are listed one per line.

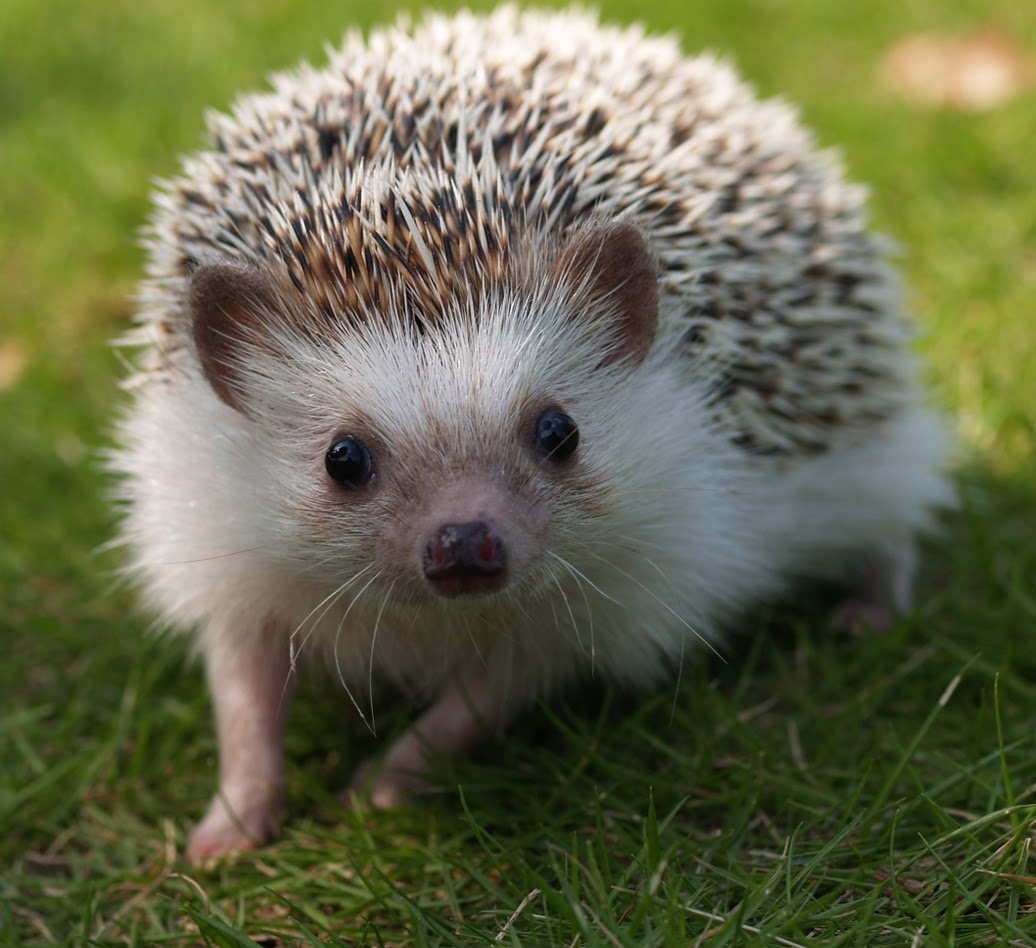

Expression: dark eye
xmin=536 ymin=409 xmax=579 ymax=462
xmin=325 ymin=436 xmax=373 ymax=487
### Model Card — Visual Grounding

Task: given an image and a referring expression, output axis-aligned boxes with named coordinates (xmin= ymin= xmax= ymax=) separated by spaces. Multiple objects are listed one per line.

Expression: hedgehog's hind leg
xmin=831 ymin=537 xmax=919 ymax=635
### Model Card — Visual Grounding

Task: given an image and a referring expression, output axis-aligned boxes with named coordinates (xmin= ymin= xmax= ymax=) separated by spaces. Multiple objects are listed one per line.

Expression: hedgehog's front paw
xmin=186 ymin=790 xmax=279 ymax=864
xmin=343 ymin=748 xmax=432 ymax=811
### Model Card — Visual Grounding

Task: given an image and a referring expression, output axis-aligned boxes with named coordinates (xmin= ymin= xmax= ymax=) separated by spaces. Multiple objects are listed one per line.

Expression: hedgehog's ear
xmin=189 ymin=261 xmax=277 ymax=413
xmin=556 ymin=220 xmax=659 ymax=368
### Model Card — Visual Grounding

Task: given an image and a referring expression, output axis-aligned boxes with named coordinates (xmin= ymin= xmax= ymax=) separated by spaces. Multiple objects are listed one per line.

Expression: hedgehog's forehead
xmin=293 ymin=288 xmax=602 ymax=435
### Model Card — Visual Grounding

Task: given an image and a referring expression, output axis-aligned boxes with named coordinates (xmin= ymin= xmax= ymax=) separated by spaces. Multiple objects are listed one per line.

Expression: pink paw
xmin=831 ymin=598 xmax=896 ymax=637
xmin=342 ymin=754 xmax=431 ymax=811
xmin=186 ymin=799 xmax=276 ymax=864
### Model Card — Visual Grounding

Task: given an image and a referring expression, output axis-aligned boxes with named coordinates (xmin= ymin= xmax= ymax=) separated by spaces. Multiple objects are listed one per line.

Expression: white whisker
xmin=547 ymin=550 xmax=620 ymax=676
xmin=288 ymin=563 xmax=376 ymax=672
xmin=332 ymin=568 xmax=384 ymax=735
xmin=549 ymin=571 xmax=582 ymax=654
xmin=158 ymin=546 xmax=263 ymax=565
xmin=546 ymin=550 xmax=623 ymax=607
xmin=367 ymin=577 xmax=398 ymax=730
xmin=583 ymin=550 xmax=721 ymax=660
xmin=462 ymin=613 xmax=487 ymax=669
xmin=670 ymin=629 xmax=686 ymax=725
xmin=548 ymin=597 xmax=562 ymax=640
xmin=592 ymin=533 xmax=674 ymax=560
xmin=606 ymin=484 xmax=752 ymax=497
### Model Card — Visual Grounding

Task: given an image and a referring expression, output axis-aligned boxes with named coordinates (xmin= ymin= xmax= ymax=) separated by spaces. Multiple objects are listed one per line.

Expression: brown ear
xmin=555 ymin=220 xmax=659 ymax=367
xmin=189 ymin=261 xmax=276 ymax=412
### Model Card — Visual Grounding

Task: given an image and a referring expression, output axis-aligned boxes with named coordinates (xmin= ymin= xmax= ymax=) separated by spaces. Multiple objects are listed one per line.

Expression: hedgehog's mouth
xmin=426 ymin=566 xmax=510 ymax=599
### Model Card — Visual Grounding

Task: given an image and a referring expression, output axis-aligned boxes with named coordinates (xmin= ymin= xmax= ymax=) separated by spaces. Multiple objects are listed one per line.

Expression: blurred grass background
xmin=2 ymin=0 xmax=1035 ymax=945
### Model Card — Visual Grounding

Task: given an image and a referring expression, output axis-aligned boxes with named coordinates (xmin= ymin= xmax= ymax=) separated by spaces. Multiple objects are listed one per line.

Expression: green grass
xmin=3 ymin=0 xmax=1036 ymax=944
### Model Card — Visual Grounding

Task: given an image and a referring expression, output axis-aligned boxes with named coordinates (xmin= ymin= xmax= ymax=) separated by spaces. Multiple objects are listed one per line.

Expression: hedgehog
xmin=111 ymin=6 xmax=952 ymax=862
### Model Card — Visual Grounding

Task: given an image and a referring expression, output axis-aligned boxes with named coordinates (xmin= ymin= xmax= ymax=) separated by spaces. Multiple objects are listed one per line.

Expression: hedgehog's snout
xmin=423 ymin=520 xmax=509 ymax=598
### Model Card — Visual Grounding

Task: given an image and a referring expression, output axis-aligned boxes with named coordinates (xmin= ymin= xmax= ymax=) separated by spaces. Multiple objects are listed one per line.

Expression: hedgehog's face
xmin=319 ymin=405 xmax=579 ymax=598
xmin=188 ymin=220 xmax=664 ymax=605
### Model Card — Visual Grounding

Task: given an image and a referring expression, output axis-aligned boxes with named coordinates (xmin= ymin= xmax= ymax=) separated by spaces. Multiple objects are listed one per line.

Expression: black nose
xmin=423 ymin=520 xmax=508 ymax=597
